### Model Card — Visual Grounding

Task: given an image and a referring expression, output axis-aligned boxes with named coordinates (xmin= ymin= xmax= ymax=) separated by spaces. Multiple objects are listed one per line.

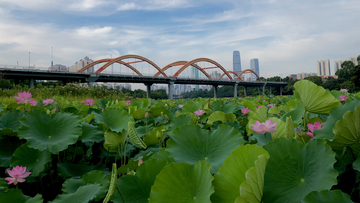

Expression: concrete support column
xmin=29 ymin=78 xmax=34 ymax=88
xmin=262 ymin=83 xmax=266 ymax=95
xmin=269 ymin=86 xmax=272 ymax=94
xmin=213 ymin=85 xmax=218 ymax=98
xmin=244 ymin=86 xmax=247 ymax=96
xmin=145 ymin=83 xmax=152 ymax=99
xmin=168 ymin=82 xmax=174 ymax=100
xmin=233 ymin=83 xmax=238 ymax=97
xmin=280 ymin=86 xmax=283 ymax=96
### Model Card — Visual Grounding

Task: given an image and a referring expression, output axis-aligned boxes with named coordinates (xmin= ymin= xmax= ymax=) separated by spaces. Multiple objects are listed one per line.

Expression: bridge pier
xmin=29 ymin=78 xmax=34 ymax=88
xmin=145 ymin=83 xmax=152 ymax=99
xmin=269 ymin=86 xmax=272 ymax=94
xmin=233 ymin=83 xmax=238 ymax=97
xmin=244 ymin=86 xmax=247 ymax=96
xmin=262 ymin=83 xmax=266 ymax=95
xmin=280 ymin=86 xmax=283 ymax=96
xmin=168 ymin=82 xmax=174 ymax=100
xmin=213 ymin=85 xmax=218 ymax=98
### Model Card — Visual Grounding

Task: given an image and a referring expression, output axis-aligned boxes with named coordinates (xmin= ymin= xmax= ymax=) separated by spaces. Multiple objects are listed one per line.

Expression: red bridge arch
xmin=173 ymin=58 xmax=233 ymax=80
xmin=154 ymin=61 xmax=212 ymax=79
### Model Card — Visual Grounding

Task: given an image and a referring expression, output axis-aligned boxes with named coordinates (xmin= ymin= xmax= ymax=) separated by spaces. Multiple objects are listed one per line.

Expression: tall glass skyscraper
xmin=192 ymin=66 xmax=199 ymax=90
xmin=250 ymin=59 xmax=259 ymax=81
xmin=233 ymin=51 xmax=241 ymax=72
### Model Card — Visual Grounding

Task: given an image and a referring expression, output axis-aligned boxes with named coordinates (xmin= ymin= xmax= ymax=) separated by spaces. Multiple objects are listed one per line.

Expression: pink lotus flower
xmin=43 ymin=99 xmax=55 ymax=106
xmin=340 ymin=89 xmax=348 ymax=93
xmin=267 ymin=104 xmax=274 ymax=107
xmin=256 ymin=105 xmax=262 ymax=109
xmin=5 ymin=166 xmax=31 ymax=185
xmin=263 ymin=100 xmax=266 ymax=102
xmin=225 ymin=101 xmax=228 ymax=103
xmin=251 ymin=119 xmax=278 ymax=134
xmin=339 ymin=95 xmax=348 ymax=101
xmin=307 ymin=122 xmax=324 ymax=139
xmin=126 ymin=100 xmax=131 ymax=105
xmin=241 ymin=107 xmax=250 ymax=115
xmin=138 ymin=158 xmax=143 ymax=166
xmin=194 ymin=109 xmax=205 ymax=117
xmin=178 ymin=104 xmax=184 ymax=108
xmin=81 ymin=98 xmax=94 ymax=106
xmin=14 ymin=91 xmax=32 ymax=104
xmin=145 ymin=111 xmax=149 ymax=118
xmin=29 ymin=100 xmax=38 ymax=106
xmin=238 ymin=98 xmax=241 ymax=100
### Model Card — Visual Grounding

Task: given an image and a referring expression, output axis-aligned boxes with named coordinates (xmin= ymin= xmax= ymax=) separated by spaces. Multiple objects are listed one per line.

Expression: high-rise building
xmin=317 ymin=59 xmax=331 ymax=76
xmin=233 ymin=51 xmax=241 ymax=73
xmin=191 ymin=67 xmax=199 ymax=90
xmin=69 ymin=56 xmax=94 ymax=73
xmin=250 ymin=59 xmax=259 ymax=81
xmin=210 ymin=71 xmax=221 ymax=80
xmin=50 ymin=64 xmax=67 ymax=72
xmin=334 ymin=59 xmax=346 ymax=74
xmin=348 ymin=56 xmax=359 ymax=66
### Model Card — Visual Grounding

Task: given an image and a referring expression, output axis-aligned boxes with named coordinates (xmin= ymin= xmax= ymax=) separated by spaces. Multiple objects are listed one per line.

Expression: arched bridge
xmin=76 ymin=54 xmax=261 ymax=81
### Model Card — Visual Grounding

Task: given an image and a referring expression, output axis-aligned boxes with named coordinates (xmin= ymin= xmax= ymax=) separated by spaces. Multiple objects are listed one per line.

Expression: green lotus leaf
xmin=62 ymin=170 xmax=109 ymax=201
xmin=167 ymin=124 xmax=244 ymax=174
xmin=247 ymin=106 xmax=268 ymax=135
xmin=181 ymin=101 xmax=202 ymax=113
xmin=211 ymin=145 xmax=269 ymax=203
xmin=117 ymin=160 xmax=139 ymax=174
xmin=0 ymin=189 xmax=43 ymax=203
xmin=294 ymin=80 xmax=341 ymax=114
xmin=79 ymin=122 xmax=104 ymax=147
xmin=0 ymin=110 xmax=23 ymax=133
xmin=103 ymin=130 xmax=127 ymax=152
xmin=143 ymin=126 xmax=165 ymax=146
xmin=353 ymin=156 xmax=360 ymax=172
xmin=263 ymin=138 xmax=338 ymax=203
xmin=149 ymin=161 xmax=214 ymax=203
xmin=280 ymin=102 xmax=305 ymax=124
xmin=53 ymin=96 xmax=69 ymax=110
xmin=211 ymin=100 xmax=237 ymax=113
xmin=207 ymin=111 xmax=236 ymax=126
xmin=314 ymin=98 xmax=360 ymax=140
xmin=112 ymin=159 xmax=168 ymax=203
xmin=17 ymin=111 xmax=82 ymax=154
xmin=128 ymin=121 xmax=147 ymax=149
xmin=268 ymin=106 xmax=280 ymax=115
xmin=300 ymin=190 xmax=353 ymax=203
xmin=234 ymin=154 xmax=269 ymax=203
xmin=51 ymin=184 xmax=101 ymax=203
xmin=207 ymin=111 xmax=227 ymax=126
xmin=94 ymin=108 xmax=133 ymax=133
xmin=269 ymin=117 xmax=285 ymax=140
xmin=166 ymin=114 xmax=193 ymax=134
xmin=242 ymin=101 xmax=256 ymax=110
xmin=131 ymin=108 xmax=146 ymax=120
xmin=0 ymin=136 xmax=24 ymax=167
xmin=331 ymin=106 xmax=360 ymax=155
xmin=128 ymin=106 xmax=138 ymax=115
xmin=285 ymin=116 xmax=295 ymax=138
xmin=10 ymin=144 xmax=51 ymax=177
xmin=0 ymin=103 xmax=4 ymax=113
xmin=149 ymin=149 xmax=175 ymax=163
xmin=148 ymin=107 xmax=170 ymax=118
xmin=57 ymin=162 xmax=108 ymax=179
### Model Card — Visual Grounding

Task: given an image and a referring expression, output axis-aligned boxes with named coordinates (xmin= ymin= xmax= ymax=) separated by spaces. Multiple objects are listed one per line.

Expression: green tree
xmin=304 ymin=76 xmax=323 ymax=86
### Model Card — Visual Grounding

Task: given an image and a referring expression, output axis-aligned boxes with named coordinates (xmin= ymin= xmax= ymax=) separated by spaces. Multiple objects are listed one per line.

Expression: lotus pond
xmin=0 ymin=80 xmax=360 ymax=203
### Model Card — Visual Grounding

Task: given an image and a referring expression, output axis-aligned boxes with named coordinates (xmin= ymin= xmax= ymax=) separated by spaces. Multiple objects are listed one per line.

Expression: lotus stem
xmin=117 ymin=187 xmax=125 ymax=203
xmin=72 ymin=142 xmax=78 ymax=162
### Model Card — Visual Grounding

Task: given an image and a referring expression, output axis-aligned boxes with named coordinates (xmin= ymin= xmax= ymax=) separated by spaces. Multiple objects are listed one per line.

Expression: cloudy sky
xmin=0 ymin=0 xmax=359 ymax=89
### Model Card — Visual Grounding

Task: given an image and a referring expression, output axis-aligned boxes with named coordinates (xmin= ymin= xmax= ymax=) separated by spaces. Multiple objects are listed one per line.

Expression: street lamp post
xmin=51 ymin=47 xmax=53 ymax=67
xmin=111 ymin=54 xmax=113 ymax=75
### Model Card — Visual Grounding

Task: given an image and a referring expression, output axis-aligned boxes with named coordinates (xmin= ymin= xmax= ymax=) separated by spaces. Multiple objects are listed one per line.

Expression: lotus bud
xmin=161 ymin=112 xmax=163 ymax=117
xmin=156 ymin=131 xmax=161 ymax=140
